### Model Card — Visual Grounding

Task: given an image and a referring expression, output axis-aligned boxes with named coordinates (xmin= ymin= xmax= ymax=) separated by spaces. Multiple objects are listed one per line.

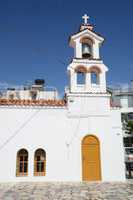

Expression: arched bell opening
xmin=80 ymin=37 xmax=94 ymax=59
xmin=75 ymin=66 xmax=87 ymax=85
xmin=89 ymin=66 xmax=101 ymax=85
xmin=91 ymin=72 xmax=99 ymax=85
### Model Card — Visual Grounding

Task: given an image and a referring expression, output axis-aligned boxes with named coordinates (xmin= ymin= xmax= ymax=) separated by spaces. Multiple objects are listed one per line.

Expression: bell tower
xmin=67 ymin=15 xmax=108 ymax=94
xmin=66 ymin=15 xmax=110 ymax=114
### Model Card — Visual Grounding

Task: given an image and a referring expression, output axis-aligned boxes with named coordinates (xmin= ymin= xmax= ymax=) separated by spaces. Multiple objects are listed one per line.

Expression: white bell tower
xmin=66 ymin=15 xmax=110 ymax=114
xmin=67 ymin=15 xmax=108 ymax=94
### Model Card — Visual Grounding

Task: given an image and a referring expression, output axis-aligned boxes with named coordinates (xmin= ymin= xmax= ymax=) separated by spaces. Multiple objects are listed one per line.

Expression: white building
xmin=111 ymin=81 xmax=133 ymax=110
xmin=111 ymin=82 xmax=133 ymax=178
xmin=0 ymin=15 xmax=125 ymax=182
xmin=1 ymin=79 xmax=58 ymax=100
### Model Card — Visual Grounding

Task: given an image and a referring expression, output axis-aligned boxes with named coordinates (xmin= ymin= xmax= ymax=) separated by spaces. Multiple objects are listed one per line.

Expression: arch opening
xmin=80 ymin=37 xmax=94 ymax=59
xmin=89 ymin=66 xmax=101 ymax=85
xmin=75 ymin=66 xmax=87 ymax=85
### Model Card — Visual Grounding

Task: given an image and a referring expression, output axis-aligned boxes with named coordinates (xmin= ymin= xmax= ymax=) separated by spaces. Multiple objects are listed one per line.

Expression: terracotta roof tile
xmin=0 ymin=99 xmax=66 ymax=107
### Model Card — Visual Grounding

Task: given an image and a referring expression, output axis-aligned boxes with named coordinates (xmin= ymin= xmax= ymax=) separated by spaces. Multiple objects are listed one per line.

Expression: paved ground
xmin=0 ymin=182 xmax=133 ymax=200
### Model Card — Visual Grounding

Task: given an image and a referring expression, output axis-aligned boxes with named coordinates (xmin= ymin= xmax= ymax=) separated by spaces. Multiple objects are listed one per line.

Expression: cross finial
xmin=82 ymin=14 xmax=89 ymax=24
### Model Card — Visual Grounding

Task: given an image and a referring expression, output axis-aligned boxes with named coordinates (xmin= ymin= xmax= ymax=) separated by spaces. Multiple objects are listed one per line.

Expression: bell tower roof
xmin=69 ymin=15 xmax=104 ymax=47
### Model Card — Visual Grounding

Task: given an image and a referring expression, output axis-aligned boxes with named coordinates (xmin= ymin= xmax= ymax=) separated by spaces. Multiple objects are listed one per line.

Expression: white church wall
xmin=0 ymin=105 xmax=125 ymax=182
xmin=68 ymin=110 xmax=125 ymax=182
xmin=100 ymin=109 xmax=125 ymax=181
xmin=0 ymin=107 xmax=69 ymax=182
xmin=67 ymin=94 xmax=110 ymax=116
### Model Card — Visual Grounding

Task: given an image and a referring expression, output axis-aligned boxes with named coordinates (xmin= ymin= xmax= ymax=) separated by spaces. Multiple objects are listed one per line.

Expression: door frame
xmin=81 ymin=134 xmax=102 ymax=181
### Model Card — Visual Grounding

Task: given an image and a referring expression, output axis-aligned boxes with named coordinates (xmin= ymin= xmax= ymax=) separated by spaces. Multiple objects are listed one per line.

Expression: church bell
xmin=82 ymin=43 xmax=92 ymax=58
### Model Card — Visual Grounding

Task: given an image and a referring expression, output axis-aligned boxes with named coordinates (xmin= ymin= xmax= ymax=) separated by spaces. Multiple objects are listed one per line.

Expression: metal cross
xmin=82 ymin=14 xmax=89 ymax=24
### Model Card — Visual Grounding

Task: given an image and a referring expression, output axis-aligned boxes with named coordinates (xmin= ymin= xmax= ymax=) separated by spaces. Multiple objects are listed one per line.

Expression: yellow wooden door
xmin=82 ymin=135 xmax=101 ymax=181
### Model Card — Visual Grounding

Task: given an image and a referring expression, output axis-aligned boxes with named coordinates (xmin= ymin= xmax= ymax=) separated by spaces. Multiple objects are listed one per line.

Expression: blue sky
xmin=0 ymin=0 xmax=132 ymax=93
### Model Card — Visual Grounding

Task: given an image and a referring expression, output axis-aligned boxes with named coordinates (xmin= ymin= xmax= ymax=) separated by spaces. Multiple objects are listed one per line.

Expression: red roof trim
xmin=0 ymin=99 xmax=66 ymax=107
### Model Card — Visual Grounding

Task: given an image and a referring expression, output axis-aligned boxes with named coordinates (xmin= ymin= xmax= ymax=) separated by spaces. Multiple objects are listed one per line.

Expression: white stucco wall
xmin=0 ymin=101 xmax=125 ymax=182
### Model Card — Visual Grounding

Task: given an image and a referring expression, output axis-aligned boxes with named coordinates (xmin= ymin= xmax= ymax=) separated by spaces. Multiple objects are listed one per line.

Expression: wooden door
xmin=82 ymin=135 xmax=101 ymax=181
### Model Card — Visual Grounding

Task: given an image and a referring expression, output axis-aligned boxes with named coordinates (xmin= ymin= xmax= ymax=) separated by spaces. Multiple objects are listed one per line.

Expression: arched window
xmin=34 ymin=148 xmax=46 ymax=176
xmin=16 ymin=149 xmax=28 ymax=176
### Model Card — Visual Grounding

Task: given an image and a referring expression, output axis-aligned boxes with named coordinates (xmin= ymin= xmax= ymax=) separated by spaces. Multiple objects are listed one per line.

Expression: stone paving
xmin=0 ymin=182 xmax=133 ymax=200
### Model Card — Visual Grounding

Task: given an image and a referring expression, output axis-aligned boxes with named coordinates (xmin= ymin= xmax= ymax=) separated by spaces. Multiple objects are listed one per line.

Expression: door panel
xmin=82 ymin=135 xmax=101 ymax=181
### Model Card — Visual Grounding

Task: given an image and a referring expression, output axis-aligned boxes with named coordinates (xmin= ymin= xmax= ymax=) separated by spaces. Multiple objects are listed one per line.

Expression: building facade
xmin=111 ymin=82 xmax=133 ymax=179
xmin=0 ymin=15 xmax=125 ymax=182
